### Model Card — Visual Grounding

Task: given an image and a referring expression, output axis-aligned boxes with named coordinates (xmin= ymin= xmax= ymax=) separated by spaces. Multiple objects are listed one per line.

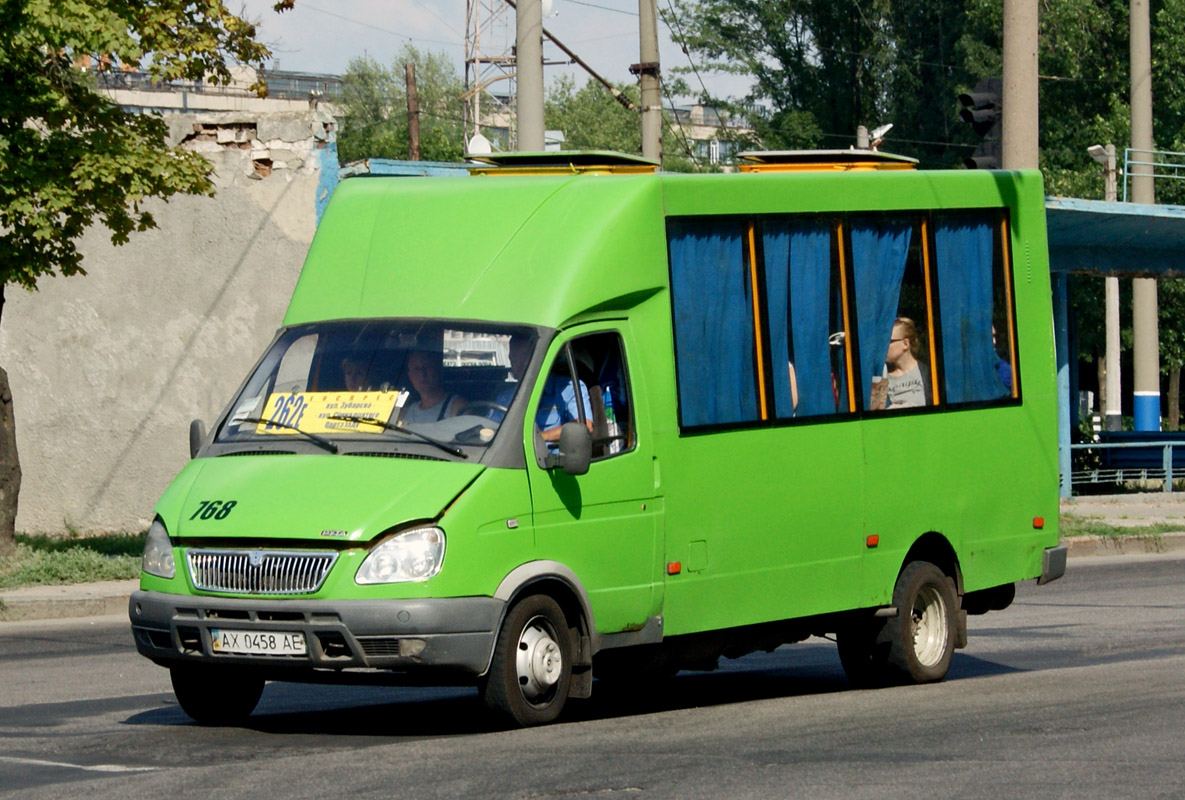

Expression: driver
xmin=490 ymin=336 xmax=592 ymax=445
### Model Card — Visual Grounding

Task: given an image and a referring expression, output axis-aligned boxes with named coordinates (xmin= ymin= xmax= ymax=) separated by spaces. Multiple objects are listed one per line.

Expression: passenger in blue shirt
xmin=492 ymin=336 xmax=592 ymax=445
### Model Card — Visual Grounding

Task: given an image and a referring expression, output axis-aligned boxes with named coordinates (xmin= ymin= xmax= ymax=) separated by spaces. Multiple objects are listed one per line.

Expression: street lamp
xmin=1089 ymin=143 xmax=1121 ymax=432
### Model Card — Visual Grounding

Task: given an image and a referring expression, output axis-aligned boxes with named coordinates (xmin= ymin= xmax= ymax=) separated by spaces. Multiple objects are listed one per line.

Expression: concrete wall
xmin=0 ymin=111 xmax=335 ymax=534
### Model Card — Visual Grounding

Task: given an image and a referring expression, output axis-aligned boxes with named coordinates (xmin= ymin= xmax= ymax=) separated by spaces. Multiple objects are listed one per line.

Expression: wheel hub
xmin=516 ymin=619 xmax=563 ymax=701
xmin=910 ymin=586 xmax=949 ymax=666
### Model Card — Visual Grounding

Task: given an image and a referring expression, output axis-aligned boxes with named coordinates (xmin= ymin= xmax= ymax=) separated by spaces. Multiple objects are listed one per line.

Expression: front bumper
xmin=129 ymin=590 xmax=504 ymax=676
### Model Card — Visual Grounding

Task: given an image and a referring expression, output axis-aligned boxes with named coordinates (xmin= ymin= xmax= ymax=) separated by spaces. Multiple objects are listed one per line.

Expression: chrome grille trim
xmin=186 ymin=549 xmax=338 ymax=595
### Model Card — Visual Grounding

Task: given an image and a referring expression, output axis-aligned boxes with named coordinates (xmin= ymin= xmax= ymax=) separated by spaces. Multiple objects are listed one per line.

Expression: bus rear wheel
xmin=837 ymin=560 xmax=957 ymax=687
xmin=480 ymin=594 xmax=574 ymax=727
xmin=887 ymin=561 xmax=958 ymax=683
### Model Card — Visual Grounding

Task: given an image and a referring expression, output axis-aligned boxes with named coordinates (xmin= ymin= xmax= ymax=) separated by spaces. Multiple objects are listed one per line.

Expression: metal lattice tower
xmin=464 ymin=0 xmax=516 ymax=149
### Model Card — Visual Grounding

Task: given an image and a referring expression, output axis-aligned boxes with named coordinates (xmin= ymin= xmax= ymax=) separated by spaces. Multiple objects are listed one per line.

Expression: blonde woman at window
xmin=872 ymin=317 xmax=930 ymax=410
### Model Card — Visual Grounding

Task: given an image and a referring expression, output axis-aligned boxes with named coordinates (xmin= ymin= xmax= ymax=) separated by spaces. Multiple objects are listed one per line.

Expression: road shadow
xmin=119 ymin=642 xmax=1034 ymax=738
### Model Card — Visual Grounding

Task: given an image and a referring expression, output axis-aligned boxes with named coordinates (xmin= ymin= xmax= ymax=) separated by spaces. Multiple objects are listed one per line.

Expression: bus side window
xmin=668 ymin=218 xmax=760 ymax=428
xmin=533 ymin=333 xmax=635 ymax=467
xmin=849 ymin=215 xmax=935 ymax=412
xmin=933 ymin=211 xmax=1016 ymax=404
xmin=763 ymin=218 xmax=847 ymax=419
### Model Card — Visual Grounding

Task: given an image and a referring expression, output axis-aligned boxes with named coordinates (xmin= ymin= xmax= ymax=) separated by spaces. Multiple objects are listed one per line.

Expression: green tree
xmin=666 ymin=1 xmax=909 ymax=154
xmin=0 ymin=0 xmax=279 ymax=555
xmin=1159 ymin=279 xmax=1185 ymax=429
xmin=545 ymin=74 xmax=723 ymax=172
xmin=668 ymin=0 xmax=1185 ymax=175
xmin=336 ymin=46 xmax=466 ymax=164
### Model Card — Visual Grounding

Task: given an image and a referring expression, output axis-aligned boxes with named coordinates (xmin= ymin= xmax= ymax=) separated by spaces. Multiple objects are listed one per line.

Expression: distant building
xmin=75 ymin=58 xmax=342 ymax=116
xmin=669 ymin=103 xmax=754 ymax=166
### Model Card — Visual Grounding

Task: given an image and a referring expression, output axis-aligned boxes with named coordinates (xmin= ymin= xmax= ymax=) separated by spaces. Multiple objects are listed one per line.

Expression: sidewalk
xmin=4 ymin=496 xmax=1185 ymax=624
xmin=0 ymin=579 xmax=136 ymax=623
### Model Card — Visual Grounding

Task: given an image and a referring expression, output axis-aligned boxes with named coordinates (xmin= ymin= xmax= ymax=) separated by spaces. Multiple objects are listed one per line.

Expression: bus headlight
xmin=141 ymin=520 xmax=176 ymax=579
xmin=356 ymin=527 xmax=445 ymax=584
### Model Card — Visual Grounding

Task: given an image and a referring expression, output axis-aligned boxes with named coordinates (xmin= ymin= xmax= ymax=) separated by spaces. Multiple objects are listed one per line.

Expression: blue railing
xmin=1069 ymin=439 xmax=1185 ymax=493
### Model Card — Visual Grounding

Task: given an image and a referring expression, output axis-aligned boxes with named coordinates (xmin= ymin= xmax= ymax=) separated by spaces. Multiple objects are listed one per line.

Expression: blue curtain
xmin=764 ymin=220 xmax=834 ymax=417
xmin=669 ymin=220 xmax=757 ymax=427
xmin=935 ymin=216 xmax=1007 ymax=403
xmin=851 ymin=217 xmax=913 ymax=408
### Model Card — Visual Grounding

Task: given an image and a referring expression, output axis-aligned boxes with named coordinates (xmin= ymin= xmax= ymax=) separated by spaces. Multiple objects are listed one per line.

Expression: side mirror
xmin=189 ymin=419 xmax=207 ymax=459
xmin=555 ymin=422 xmax=591 ymax=475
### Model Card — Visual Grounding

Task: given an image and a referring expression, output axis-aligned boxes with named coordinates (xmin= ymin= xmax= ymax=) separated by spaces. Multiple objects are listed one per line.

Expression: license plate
xmin=210 ymin=628 xmax=307 ymax=656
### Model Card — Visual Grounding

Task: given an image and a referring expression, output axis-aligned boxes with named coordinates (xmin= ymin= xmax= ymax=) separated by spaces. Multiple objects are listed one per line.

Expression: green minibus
xmin=130 ymin=150 xmax=1066 ymax=727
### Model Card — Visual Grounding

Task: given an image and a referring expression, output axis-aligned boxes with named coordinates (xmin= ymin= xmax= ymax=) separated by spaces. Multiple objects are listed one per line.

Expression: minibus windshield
xmin=213 ymin=319 xmax=539 ymax=457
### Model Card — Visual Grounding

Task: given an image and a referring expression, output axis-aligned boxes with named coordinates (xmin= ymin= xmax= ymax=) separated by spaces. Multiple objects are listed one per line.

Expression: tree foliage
xmin=0 ymin=0 xmax=281 ymax=554
xmin=336 ymin=45 xmax=466 ymax=164
xmin=0 ymin=0 xmax=276 ymax=291
xmin=544 ymin=75 xmax=703 ymax=171
xmin=668 ymin=0 xmax=1185 ymax=180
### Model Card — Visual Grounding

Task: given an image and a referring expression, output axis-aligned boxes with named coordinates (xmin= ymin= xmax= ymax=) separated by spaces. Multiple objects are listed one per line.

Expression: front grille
xmin=358 ymin=636 xmax=402 ymax=657
xmin=186 ymin=549 xmax=337 ymax=595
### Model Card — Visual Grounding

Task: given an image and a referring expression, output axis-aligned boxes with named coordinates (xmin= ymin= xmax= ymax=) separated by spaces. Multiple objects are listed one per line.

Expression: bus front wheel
xmin=480 ymin=594 xmax=574 ymax=727
xmin=837 ymin=560 xmax=957 ymax=687
xmin=170 ymin=665 xmax=264 ymax=725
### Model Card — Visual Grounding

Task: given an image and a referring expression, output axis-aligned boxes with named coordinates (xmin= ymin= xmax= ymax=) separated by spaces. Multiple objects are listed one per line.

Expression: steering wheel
xmin=459 ymin=400 xmax=509 ymax=417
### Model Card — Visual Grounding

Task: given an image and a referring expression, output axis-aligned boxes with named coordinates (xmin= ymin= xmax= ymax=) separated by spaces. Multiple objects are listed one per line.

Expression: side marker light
xmin=866 ymin=535 xmax=880 ymax=548
xmin=666 ymin=561 xmax=681 ymax=575
xmin=1033 ymin=517 xmax=1045 ymax=529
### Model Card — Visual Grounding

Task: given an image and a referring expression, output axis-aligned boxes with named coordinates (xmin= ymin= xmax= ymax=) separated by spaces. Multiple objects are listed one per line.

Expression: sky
xmin=238 ymin=0 xmax=751 ymax=103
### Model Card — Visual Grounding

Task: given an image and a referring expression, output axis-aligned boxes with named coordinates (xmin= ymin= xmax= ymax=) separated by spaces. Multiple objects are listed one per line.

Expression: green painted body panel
xmin=284 ymin=175 xmax=669 ymax=329
xmin=147 ymin=164 xmax=1059 ymax=645
xmin=525 ymin=321 xmax=664 ymax=633
xmin=160 ymin=455 xmax=483 ymax=543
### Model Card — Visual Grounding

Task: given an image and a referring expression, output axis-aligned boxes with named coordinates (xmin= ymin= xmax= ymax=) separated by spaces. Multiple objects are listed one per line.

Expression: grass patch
xmin=1060 ymin=516 xmax=1185 ymax=538
xmin=0 ymin=532 xmax=144 ymax=590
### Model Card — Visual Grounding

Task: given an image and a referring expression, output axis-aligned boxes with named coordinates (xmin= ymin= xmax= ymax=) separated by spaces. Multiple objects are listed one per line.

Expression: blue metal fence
xmin=1069 ymin=439 xmax=1185 ymax=494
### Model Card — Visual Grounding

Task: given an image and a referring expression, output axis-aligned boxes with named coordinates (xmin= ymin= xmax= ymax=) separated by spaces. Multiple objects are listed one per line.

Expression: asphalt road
xmin=2 ymin=554 xmax=1184 ymax=799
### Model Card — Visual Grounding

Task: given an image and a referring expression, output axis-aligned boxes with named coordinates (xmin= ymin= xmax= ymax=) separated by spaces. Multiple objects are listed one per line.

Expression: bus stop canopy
xmin=1046 ymin=197 xmax=1185 ymax=277
xmin=1044 ymin=197 xmax=1185 ymax=496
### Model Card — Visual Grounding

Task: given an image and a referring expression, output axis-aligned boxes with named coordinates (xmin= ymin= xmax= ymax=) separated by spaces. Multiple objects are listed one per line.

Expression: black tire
xmin=837 ymin=560 xmax=958 ymax=687
xmin=170 ymin=665 xmax=265 ymax=725
xmin=836 ymin=615 xmax=890 ymax=688
xmin=480 ymin=594 xmax=574 ymax=727
xmin=885 ymin=561 xmax=958 ymax=683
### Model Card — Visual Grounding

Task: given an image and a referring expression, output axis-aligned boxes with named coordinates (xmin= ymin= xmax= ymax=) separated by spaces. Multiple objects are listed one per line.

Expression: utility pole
xmin=1001 ymin=0 xmax=1038 ymax=170
xmin=515 ymin=0 xmax=544 ymax=151
xmin=406 ymin=62 xmax=421 ymax=161
xmin=634 ymin=0 xmax=661 ymax=163
xmin=1131 ymin=0 xmax=1160 ymax=431
xmin=1089 ymin=144 xmax=1122 ymax=431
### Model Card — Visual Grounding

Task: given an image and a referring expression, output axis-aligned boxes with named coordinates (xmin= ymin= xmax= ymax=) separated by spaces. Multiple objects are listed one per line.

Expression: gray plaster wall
xmin=0 ymin=112 xmax=333 ymax=534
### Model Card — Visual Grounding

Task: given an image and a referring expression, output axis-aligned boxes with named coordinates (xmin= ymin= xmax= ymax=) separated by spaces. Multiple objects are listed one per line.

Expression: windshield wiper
xmin=324 ymin=414 xmax=468 ymax=459
xmin=234 ymin=417 xmax=340 ymax=454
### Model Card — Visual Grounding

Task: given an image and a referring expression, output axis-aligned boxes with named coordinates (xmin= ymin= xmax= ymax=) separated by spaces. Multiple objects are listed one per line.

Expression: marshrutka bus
xmin=130 ymin=150 xmax=1066 ymax=727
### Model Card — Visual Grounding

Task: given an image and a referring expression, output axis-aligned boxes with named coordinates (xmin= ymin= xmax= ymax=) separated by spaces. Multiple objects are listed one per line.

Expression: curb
xmin=0 ymin=579 xmax=137 ymax=623
xmin=4 ymin=535 xmax=1185 ymax=624
xmin=1063 ymin=531 xmax=1185 ymax=557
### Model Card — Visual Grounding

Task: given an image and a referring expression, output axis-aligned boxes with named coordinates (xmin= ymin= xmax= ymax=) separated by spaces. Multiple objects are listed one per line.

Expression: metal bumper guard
xmin=129 ymin=590 xmax=504 ymax=675
xmin=1039 ymin=545 xmax=1069 ymax=585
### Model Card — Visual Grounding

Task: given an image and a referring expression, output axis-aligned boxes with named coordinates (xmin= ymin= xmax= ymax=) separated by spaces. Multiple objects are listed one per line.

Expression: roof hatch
xmin=467 ymin=150 xmax=660 ymax=177
xmin=737 ymin=150 xmax=918 ymax=173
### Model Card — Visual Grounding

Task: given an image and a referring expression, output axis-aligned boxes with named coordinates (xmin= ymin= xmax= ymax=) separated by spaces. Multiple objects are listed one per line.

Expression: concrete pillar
xmin=515 ymin=0 xmax=544 ymax=151
xmin=1002 ymin=0 xmax=1039 ymax=170
xmin=1131 ymin=0 xmax=1160 ymax=431
xmin=638 ymin=0 xmax=662 ymax=163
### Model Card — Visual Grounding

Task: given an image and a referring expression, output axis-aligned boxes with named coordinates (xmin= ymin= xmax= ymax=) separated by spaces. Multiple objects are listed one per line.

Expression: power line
xmin=658 ymin=0 xmax=713 ymax=103
xmin=296 ymin=2 xmax=459 ymax=50
xmin=564 ymin=0 xmax=638 ymax=16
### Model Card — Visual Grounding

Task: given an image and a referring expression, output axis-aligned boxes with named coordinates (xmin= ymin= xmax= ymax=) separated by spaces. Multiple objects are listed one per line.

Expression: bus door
xmin=525 ymin=328 xmax=662 ymax=634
